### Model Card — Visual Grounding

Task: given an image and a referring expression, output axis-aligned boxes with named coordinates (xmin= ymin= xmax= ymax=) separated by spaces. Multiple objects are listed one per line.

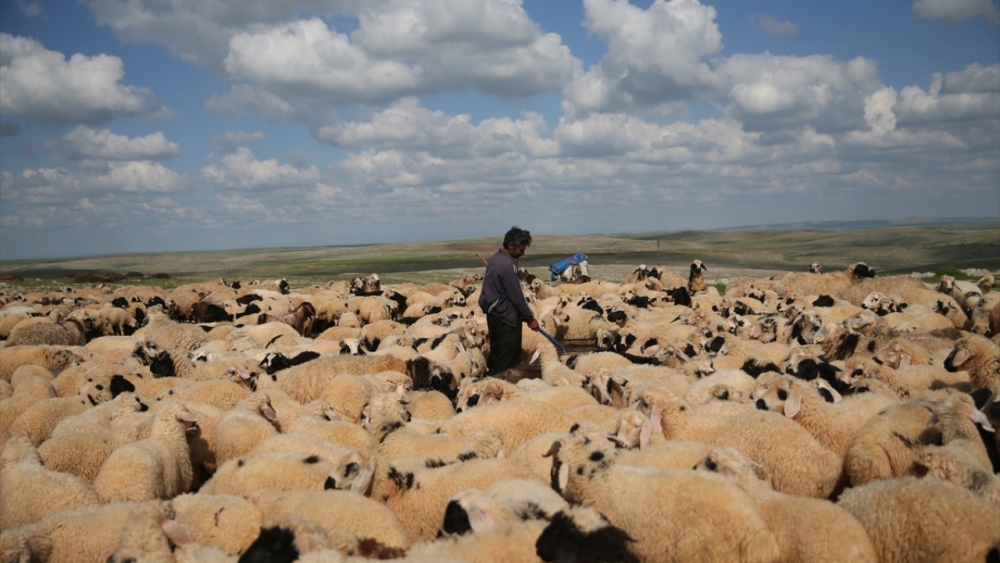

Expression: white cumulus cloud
xmin=749 ymin=14 xmax=799 ymax=35
xmin=0 ymin=33 xmax=162 ymax=124
xmin=563 ymin=0 xmax=724 ymax=112
xmin=60 ymin=126 xmax=180 ymax=161
xmin=913 ymin=0 xmax=1000 ymax=25
xmin=201 ymin=147 xmax=321 ymax=190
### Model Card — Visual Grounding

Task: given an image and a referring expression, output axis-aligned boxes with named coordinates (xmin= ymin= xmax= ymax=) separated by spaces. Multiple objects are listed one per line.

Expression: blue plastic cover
xmin=549 ymin=253 xmax=589 ymax=281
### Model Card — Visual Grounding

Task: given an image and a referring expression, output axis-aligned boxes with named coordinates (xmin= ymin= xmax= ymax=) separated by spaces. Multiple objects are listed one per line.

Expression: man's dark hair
xmin=503 ymin=226 xmax=532 ymax=249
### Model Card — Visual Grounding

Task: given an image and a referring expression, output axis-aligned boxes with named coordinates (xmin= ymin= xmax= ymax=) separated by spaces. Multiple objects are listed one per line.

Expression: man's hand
xmin=527 ymin=318 xmax=540 ymax=331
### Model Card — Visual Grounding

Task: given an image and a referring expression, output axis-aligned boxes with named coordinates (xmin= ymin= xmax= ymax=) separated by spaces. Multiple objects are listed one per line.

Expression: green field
xmin=1 ymin=226 xmax=997 ymax=291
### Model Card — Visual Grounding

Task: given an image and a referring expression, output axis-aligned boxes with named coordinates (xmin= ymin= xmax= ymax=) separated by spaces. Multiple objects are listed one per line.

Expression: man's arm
xmin=500 ymin=263 xmax=537 ymax=328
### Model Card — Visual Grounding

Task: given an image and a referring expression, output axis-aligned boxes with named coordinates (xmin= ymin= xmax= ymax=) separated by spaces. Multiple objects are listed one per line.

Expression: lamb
xmin=200 ymin=450 xmax=342 ymax=495
xmin=631 ymin=386 xmax=843 ymax=498
xmin=92 ymin=400 xmax=198 ymax=502
xmin=543 ymin=423 xmax=781 ymax=563
xmin=214 ymin=392 xmax=280 ymax=465
xmin=134 ymin=310 xmax=211 ymax=351
xmin=693 ymin=445 xmax=878 ymax=563
xmin=325 ymin=448 xmax=537 ymax=542
xmin=455 ymin=377 xmax=597 ymax=413
xmin=0 ymin=436 xmax=104 ymax=529
xmin=919 ymin=392 xmax=995 ymax=475
xmin=837 ymin=477 xmax=999 ymax=563
xmin=248 ymin=488 xmax=411 ymax=553
xmin=943 ymin=333 xmax=999 ymax=393
xmin=753 ymin=374 xmax=897 ymax=458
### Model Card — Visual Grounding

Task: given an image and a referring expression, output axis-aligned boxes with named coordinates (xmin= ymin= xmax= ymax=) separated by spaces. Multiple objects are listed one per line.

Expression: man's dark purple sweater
xmin=478 ymin=248 xmax=535 ymax=327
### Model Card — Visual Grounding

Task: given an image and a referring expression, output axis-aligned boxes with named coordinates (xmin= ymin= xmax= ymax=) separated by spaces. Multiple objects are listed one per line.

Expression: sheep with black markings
xmin=325 ymin=448 xmax=537 ymax=542
xmin=285 ymin=398 xmax=375 ymax=451
xmin=8 ymin=394 xmax=93 ymax=445
xmin=0 ymin=345 xmax=82 ymax=382
xmin=631 ymin=386 xmax=842 ymax=498
xmin=200 ymin=450 xmax=341 ymax=496
xmin=543 ymin=423 xmax=780 ymax=563
xmin=248 ymin=488 xmax=411 ymax=554
xmin=943 ymin=333 xmax=999 ymax=393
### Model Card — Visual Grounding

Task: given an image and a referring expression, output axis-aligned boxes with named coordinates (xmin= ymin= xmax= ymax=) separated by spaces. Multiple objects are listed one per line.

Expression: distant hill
xmin=715 ymin=217 xmax=999 ymax=232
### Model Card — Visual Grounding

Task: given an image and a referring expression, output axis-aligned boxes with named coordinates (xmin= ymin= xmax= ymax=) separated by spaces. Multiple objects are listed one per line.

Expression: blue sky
xmin=1 ymin=0 xmax=998 ymax=260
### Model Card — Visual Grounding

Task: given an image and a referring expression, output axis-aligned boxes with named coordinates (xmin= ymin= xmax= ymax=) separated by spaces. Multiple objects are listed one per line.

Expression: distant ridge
xmin=714 ymin=217 xmax=998 ymax=232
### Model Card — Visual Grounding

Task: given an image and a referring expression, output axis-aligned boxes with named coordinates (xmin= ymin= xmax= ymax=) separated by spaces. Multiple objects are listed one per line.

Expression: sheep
xmin=104 ymin=500 xmax=179 ymax=563
xmin=688 ymin=259 xmax=709 ymax=293
xmin=92 ymin=400 xmax=198 ymax=502
xmin=534 ymin=504 xmax=640 ymax=563
xmin=693 ymin=445 xmax=878 ymax=563
xmin=277 ymin=355 xmax=408 ymax=404
xmin=0 ymin=379 xmax=12 ymax=400
xmin=944 ymin=333 xmax=999 ymax=393
xmin=257 ymin=302 xmax=317 ymax=337
xmin=455 ymin=377 xmax=596 ymax=413
xmin=777 ymin=262 xmax=877 ymax=299
xmin=543 ymin=424 xmax=781 ymax=563
xmin=8 ymin=394 xmax=93 ymax=445
xmin=6 ymin=316 xmax=88 ymax=347
xmin=10 ymin=374 xmax=56 ymax=399
xmin=0 ymin=436 xmax=104 ymax=529
xmin=0 ymin=345 xmax=82 ymax=382
xmin=753 ymin=374 xmax=897 ymax=458
xmin=200 ymin=450 xmax=342 ymax=496
xmin=0 ymin=501 xmax=148 ymax=563
xmin=325 ymin=448 xmax=538 ymax=542
xmin=153 ymin=377 xmax=251 ymax=410
xmin=402 ymin=388 xmax=455 ymax=419
xmin=631 ymin=386 xmax=842 ymax=498
xmin=249 ymin=432 xmax=353 ymax=464
xmin=285 ymin=398 xmax=376 ymax=451
xmin=843 ymin=396 xmax=944 ymax=486
xmin=134 ymin=310 xmax=211 ymax=351
xmin=920 ymin=392 xmax=995 ymax=475
xmin=837 ymin=477 xmax=999 ymax=563
xmin=406 ymin=520 xmax=550 ymax=563
xmin=214 ymin=392 xmax=280 ymax=465
xmin=248 ymin=488 xmax=411 ymax=553
xmin=438 ymin=397 xmax=577 ymax=454
xmin=441 ymin=478 xmax=570 ymax=536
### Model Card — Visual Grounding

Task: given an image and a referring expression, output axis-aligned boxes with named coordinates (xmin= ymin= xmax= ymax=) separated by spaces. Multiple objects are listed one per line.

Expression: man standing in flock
xmin=479 ymin=226 xmax=540 ymax=375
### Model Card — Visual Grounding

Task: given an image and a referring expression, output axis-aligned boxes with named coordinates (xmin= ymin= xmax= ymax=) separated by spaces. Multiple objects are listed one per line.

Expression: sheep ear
xmin=949 ymin=348 xmax=971 ymax=367
xmin=783 ymin=394 xmax=802 ymax=418
xmin=898 ymin=352 xmax=912 ymax=369
xmin=351 ymin=466 xmax=375 ymax=495
xmin=720 ymin=466 xmax=738 ymax=483
xmin=529 ymin=350 xmax=541 ymax=364
xmin=649 ymin=406 xmax=662 ymax=431
xmin=324 ymin=407 xmax=341 ymax=422
xmin=925 ymin=412 xmax=940 ymax=429
xmin=161 ymin=519 xmax=194 ymax=547
xmin=971 ymin=409 xmax=995 ymax=433
xmin=558 ymin=462 xmax=569 ymax=492
xmin=176 ymin=410 xmax=198 ymax=424
xmin=261 ymin=404 xmax=278 ymax=422
xmin=638 ymin=420 xmax=651 ymax=450
xmin=542 ymin=441 xmax=561 ymax=458
xmin=395 ymin=385 xmax=406 ymax=398
xmin=467 ymin=505 xmax=496 ymax=533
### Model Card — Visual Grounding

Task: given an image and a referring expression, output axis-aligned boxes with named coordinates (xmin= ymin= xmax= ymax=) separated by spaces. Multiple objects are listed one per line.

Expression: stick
xmin=537 ymin=327 xmax=567 ymax=354
xmin=476 ymin=252 xmax=489 ymax=265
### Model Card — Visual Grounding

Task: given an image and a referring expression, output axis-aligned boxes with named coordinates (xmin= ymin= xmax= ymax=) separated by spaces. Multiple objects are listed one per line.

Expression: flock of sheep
xmin=0 ymin=259 xmax=998 ymax=563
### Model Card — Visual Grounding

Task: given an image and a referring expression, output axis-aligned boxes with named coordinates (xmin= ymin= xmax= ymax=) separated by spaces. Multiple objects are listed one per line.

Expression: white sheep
xmin=0 ymin=436 xmax=104 ymax=529
xmin=92 ymin=400 xmax=198 ymax=502
xmin=200 ymin=450 xmax=342 ymax=496
xmin=943 ymin=333 xmax=999 ymax=393
xmin=214 ymin=392 xmax=280 ymax=465
xmin=694 ymin=445 xmax=878 ymax=563
xmin=837 ymin=476 xmax=999 ymax=562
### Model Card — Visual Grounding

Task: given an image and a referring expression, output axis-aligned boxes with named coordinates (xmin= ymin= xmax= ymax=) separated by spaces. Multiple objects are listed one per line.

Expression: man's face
xmin=506 ymin=244 xmax=527 ymax=259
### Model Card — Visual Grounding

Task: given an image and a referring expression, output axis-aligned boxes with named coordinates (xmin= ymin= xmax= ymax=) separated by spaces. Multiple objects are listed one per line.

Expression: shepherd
xmin=478 ymin=226 xmax=540 ymax=375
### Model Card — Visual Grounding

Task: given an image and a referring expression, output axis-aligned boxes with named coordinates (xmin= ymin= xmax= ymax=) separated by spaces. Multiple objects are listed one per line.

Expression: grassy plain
xmin=1 ymin=226 xmax=997 ymax=291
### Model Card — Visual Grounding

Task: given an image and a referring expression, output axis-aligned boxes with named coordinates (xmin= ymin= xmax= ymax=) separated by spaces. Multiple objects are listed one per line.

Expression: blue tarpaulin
xmin=549 ymin=253 xmax=588 ymax=281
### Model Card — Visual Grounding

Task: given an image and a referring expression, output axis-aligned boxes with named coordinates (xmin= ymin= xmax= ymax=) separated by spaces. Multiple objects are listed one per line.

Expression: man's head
xmin=503 ymin=226 xmax=531 ymax=254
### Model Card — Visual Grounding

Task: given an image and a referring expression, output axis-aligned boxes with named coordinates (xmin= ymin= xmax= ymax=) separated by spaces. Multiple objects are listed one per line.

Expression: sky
xmin=1 ymin=0 xmax=998 ymax=260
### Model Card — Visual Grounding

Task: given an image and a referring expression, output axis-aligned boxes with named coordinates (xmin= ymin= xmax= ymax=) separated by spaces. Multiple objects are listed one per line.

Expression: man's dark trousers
xmin=487 ymin=314 xmax=522 ymax=375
